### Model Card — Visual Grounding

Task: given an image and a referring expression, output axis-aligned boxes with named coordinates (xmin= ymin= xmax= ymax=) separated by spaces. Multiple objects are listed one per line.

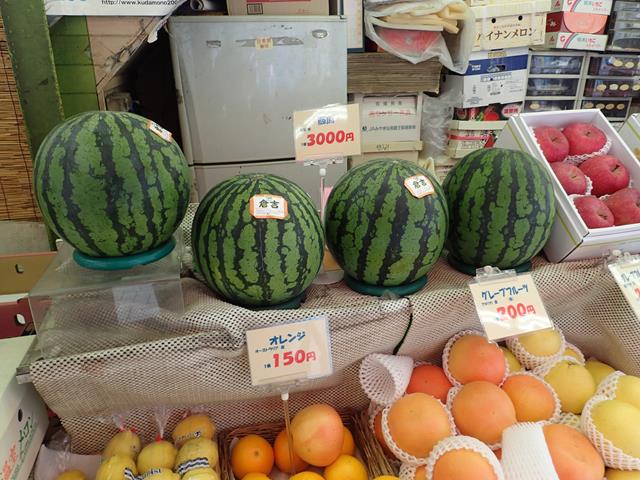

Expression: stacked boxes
xmin=544 ymin=0 xmax=613 ymax=50
xmin=607 ymin=1 xmax=640 ymax=51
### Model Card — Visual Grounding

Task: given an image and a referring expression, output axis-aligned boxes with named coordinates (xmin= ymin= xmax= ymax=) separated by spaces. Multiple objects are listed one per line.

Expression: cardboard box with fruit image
xmin=495 ymin=109 xmax=640 ymax=262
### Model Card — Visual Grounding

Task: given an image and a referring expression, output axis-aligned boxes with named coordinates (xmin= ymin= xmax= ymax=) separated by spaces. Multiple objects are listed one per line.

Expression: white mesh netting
xmin=359 ymin=354 xmax=414 ymax=406
xmin=424 ymin=435 xmax=504 ymax=480
xmin=398 ymin=462 xmax=423 ymax=480
xmin=28 ymin=256 xmax=640 ymax=453
xmin=505 ymin=329 xmax=566 ymax=371
xmin=504 ymin=371 xmax=562 ymax=424
xmin=581 ymin=395 xmax=640 ymax=470
xmin=596 ymin=370 xmax=626 ymax=399
xmin=501 ymin=423 xmax=559 ymax=480
xmin=555 ymin=412 xmax=581 ymax=430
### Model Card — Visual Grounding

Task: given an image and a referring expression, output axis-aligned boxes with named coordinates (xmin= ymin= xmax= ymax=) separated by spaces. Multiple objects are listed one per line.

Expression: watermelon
xmin=34 ymin=111 xmax=191 ymax=258
xmin=192 ymin=174 xmax=323 ymax=307
xmin=443 ymin=148 xmax=556 ymax=271
xmin=325 ymin=159 xmax=448 ymax=287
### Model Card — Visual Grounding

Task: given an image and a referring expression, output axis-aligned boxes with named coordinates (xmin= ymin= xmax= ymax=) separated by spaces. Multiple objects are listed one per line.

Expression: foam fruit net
xmin=506 ymin=329 xmax=567 ymax=371
xmin=359 ymin=354 xmax=414 ymax=407
xmin=28 ymin=253 xmax=640 ymax=453
xmin=425 ymin=435 xmax=504 ymax=480
xmin=501 ymin=423 xmax=559 ymax=480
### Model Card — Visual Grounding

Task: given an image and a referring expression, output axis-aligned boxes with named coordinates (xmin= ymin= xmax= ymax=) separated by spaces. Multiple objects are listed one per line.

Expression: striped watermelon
xmin=192 ymin=174 xmax=323 ymax=307
xmin=34 ymin=111 xmax=191 ymax=257
xmin=443 ymin=148 xmax=556 ymax=271
xmin=325 ymin=159 xmax=448 ymax=287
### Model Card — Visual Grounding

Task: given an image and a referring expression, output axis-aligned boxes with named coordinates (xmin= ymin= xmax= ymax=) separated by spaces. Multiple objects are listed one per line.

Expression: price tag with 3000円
xmin=609 ymin=258 xmax=640 ymax=318
xmin=468 ymin=273 xmax=553 ymax=341
xmin=246 ymin=316 xmax=333 ymax=387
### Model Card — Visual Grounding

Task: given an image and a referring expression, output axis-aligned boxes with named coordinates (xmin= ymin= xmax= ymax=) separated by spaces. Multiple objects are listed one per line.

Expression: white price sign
xmin=404 ymin=175 xmax=435 ymax=198
xmin=293 ymin=104 xmax=361 ymax=161
xmin=250 ymin=195 xmax=288 ymax=220
xmin=246 ymin=317 xmax=333 ymax=387
xmin=609 ymin=259 xmax=640 ymax=318
xmin=469 ymin=273 xmax=553 ymax=341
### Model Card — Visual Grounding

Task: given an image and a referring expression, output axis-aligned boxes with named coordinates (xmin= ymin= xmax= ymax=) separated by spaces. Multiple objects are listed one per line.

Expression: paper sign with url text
xmin=293 ymin=104 xmax=361 ymax=161
xmin=609 ymin=260 xmax=640 ymax=318
xmin=469 ymin=273 xmax=553 ymax=341
xmin=246 ymin=317 xmax=333 ymax=387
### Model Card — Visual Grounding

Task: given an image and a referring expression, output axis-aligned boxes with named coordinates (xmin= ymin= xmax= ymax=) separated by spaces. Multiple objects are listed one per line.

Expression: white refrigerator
xmin=169 ymin=16 xmax=348 ymax=205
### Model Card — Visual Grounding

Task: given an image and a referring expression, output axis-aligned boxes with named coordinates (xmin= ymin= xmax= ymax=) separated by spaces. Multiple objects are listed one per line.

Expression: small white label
xmin=148 ymin=121 xmax=173 ymax=142
xmin=250 ymin=195 xmax=288 ymax=220
xmin=255 ymin=37 xmax=273 ymax=49
xmin=404 ymin=175 xmax=435 ymax=198
xmin=246 ymin=316 xmax=333 ymax=387
xmin=609 ymin=261 xmax=640 ymax=318
xmin=469 ymin=273 xmax=553 ymax=341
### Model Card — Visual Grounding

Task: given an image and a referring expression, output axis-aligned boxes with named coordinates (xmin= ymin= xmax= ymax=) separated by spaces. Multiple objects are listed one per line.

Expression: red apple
xmin=562 ymin=123 xmax=607 ymax=156
xmin=534 ymin=126 xmax=569 ymax=162
xmin=551 ymin=162 xmax=588 ymax=195
xmin=579 ymin=155 xmax=630 ymax=196
xmin=604 ymin=187 xmax=640 ymax=226
xmin=574 ymin=196 xmax=615 ymax=228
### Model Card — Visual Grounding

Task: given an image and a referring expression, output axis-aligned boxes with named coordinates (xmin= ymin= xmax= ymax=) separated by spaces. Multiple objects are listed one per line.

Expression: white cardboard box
xmin=495 ymin=109 xmax=640 ymax=262
xmin=354 ymin=94 xmax=423 ymax=145
xmin=550 ymin=0 xmax=613 ymax=15
xmin=443 ymin=48 xmax=529 ymax=108
xmin=619 ymin=114 xmax=640 ymax=160
xmin=349 ymin=141 xmax=423 ymax=167
xmin=544 ymin=32 xmax=608 ymax=51
xmin=227 ymin=0 xmax=329 ymax=15
xmin=0 ymin=337 xmax=48 ymax=480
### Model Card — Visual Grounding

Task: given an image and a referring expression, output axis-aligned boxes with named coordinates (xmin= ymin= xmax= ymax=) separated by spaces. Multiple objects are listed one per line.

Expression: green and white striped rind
xmin=34 ymin=111 xmax=191 ymax=257
xmin=443 ymin=148 xmax=556 ymax=270
xmin=325 ymin=159 xmax=449 ymax=287
xmin=192 ymin=174 xmax=324 ymax=307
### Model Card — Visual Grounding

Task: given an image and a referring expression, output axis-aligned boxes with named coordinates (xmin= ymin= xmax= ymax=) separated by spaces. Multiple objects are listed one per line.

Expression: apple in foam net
xmin=579 ymin=155 xmax=630 ymax=197
xmin=550 ymin=163 xmax=588 ymax=195
xmin=604 ymin=188 xmax=640 ymax=226
xmin=562 ymin=123 xmax=607 ymax=156
xmin=533 ymin=126 xmax=569 ymax=163
xmin=574 ymin=196 xmax=614 ymax=228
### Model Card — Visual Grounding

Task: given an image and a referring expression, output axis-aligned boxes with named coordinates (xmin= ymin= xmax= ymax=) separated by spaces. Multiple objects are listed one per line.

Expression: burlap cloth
xmin=29 ymin=252 xmax=639 ymax=453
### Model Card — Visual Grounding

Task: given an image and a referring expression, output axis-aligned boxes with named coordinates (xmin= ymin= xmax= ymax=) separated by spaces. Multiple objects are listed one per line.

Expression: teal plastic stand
xmin=345 ymin=275 xmax=428 ymax=297
xmin=73 ymin=238 xmax=176 ymax=271
xmin=249 ymin=292 xmax=305 ymax=311
xmin=447 ymin=254 xmax=532 ymax=276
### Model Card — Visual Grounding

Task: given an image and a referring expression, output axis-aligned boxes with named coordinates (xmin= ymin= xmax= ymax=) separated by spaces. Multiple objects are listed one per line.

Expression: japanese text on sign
xmin=246 ymin=316 xmax=333 ymax=386
xmin=293 ymin=105 xmax=361 ymax=161
xmin=250 ymin=195 xmax=288 ymax=220
xmin=404 ymin=175 xmax=435 ymax=199
xmin=609 ymin=259 xmax=640 ymax=318
xmin=148 ymin=121 xmax=173 ymax=142
xmin=469 ymin=273 xmax=553 ymax=341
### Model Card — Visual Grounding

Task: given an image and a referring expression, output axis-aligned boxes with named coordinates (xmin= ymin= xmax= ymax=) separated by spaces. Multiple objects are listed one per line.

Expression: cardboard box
xmin=447 ymin=120 xmax=506 ymax=158
xmin=0 ymin=336 xmax=48 ymax=480
xmin=354 ymin=94 xmax=422 ymax=146
xmin=619 ymin=114 xmax=640 ymax=161
xmin=349 ymin=142 xmax=422 ymax=167
xmin=227 ymin=0 xmax=328 ymax=15
xmin=550 ymin=0 xmax=613 ymax=15
xmin=607 ymin=29 xmax=640 ymax=52
xmin=443 ymin=48 xmax=529 ymax=108
xmin=495 ymin=109 xmax=640 ymax=262
xmin=544 ymin=31 xmax=608 ymax=50
xmin=546 ymin=11 xmax=608 ymax=34
xmin=472 ymin=0 xmax=550 ymax=51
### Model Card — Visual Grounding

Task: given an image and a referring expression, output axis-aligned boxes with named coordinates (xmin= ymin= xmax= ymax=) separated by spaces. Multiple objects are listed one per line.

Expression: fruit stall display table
xmin=21 ymin=255 xmax=639 ymax=453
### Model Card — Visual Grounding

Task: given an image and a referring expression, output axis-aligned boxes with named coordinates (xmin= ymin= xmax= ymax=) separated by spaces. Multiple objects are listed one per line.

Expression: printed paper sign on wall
xmin=44 ymin=0 xmax=184 ymax=16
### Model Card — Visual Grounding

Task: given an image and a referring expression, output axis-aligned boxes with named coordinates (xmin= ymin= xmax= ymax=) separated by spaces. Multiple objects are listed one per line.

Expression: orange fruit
xmin=291 ymin=404 xmax=344 ymax=467
xmin=415 ymin=466 xmax=426 ymax=480
xmin=373 ymin=411 xmax=393 ymax=457
xmin=451 ymin=381 xmax=516 ymax=445
xmin=447 ymin=334 xmax=506 ymax=385
xmin=242 ymin=475 xmax=271 ymax=480
xmin=405 ymin=364 xmax=453 ymax=402
xmin=231 ymin=434 xmax=274 ymax=479
xmin=502 ymin=374 xmax=556 ymax=422
xmin=432 ymin=449 xmax=498 ymax=480
xmin=324 ymin=455 xmax=367 ymax=480
xmin=543 ymin=424 xmax=604 ymax=480
xmin=341 ymin=427 xmax=355 ymax=456
xmin=387 ymin=393 xmax=453 ymax=458
xmin=273 ymin=429 xmax=308 ymax=474
xmin=289 ymin=473 xmax=324 ymax=480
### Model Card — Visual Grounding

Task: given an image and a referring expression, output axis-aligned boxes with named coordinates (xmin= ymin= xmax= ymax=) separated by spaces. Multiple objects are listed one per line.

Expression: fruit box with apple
xmin=495 ymin=109 xmax=640 ymax=262
xmin=619 ymin=114 xmax=640 ymax=162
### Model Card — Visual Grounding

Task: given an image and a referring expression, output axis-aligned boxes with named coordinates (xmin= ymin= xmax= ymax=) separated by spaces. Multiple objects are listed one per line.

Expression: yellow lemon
xmin=57 ymin=471 xmax=87 ymax=480
xmin=500 ymin=347 xmax=522 ymax=373
xmin=172 ymin=414 xmax=216 ymax=448
xmin=592 ymin=399 xmax=640 ymax=458
xmin=519 ymin=329 xmax=563 ymax=357
xmin=563 ymin=345 xmax=583 ymax=362
xmin=616 ymin=375 xmax=640 ymax=410
xmin=544 ymin=361 xmax=596 ymax=413
xmin=181 ymin=467 xmax=220 ymax=480
xmin=96 ymin=455 xmax=138 ymax=480
xmin=341 ymin=427 xmax=356 ymax=456
xmin=103 ymin=430 xmax=142 ymax=460
xmin=290 ymin=473 xmax=325 ymax=480
xmin=324 ymin=455 xmax=368 ymax=480
xmin=137 ymin=441 xmax=177 ymax=474
xmin=606 ymin=469 xmax=640 ymax=479
xmin=175 ymin=437 xmax=219 ymax=471
xmin=585 ymin=359 xmax=615 ymax=386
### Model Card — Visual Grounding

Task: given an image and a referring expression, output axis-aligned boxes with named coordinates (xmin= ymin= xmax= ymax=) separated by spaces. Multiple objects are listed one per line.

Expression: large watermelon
xmin=443 ymin=148 xmax=556 ymax=271
xmin=34 ymin=111 xmax=191 ymax=257
xmin=192 ymin=174 xmax=323 ymax=307
xmin=325 ymin=159 xmax=448 ymax=287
